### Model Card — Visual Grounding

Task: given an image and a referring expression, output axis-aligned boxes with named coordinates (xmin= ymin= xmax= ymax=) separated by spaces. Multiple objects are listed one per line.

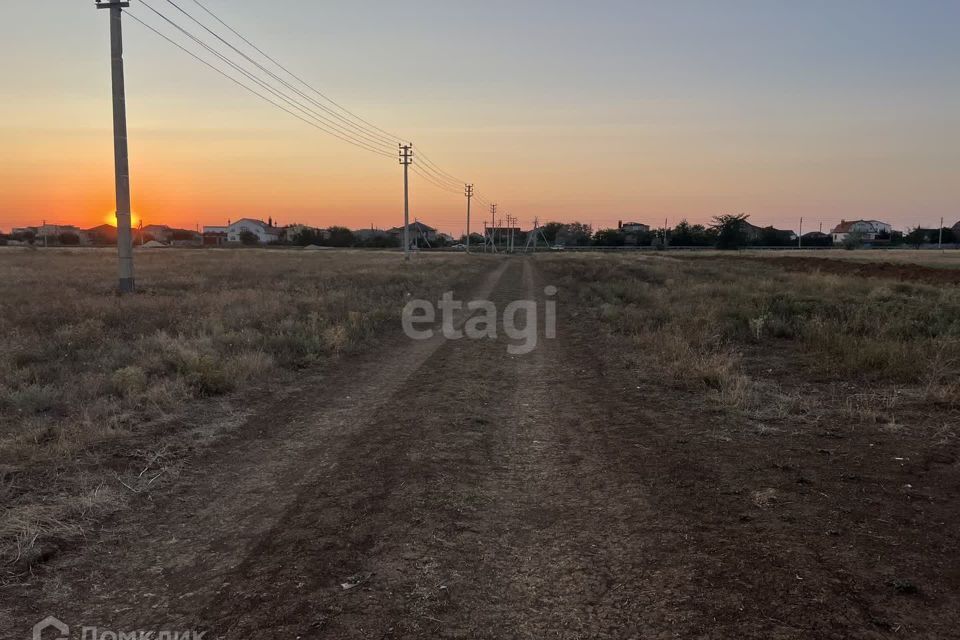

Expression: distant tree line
xmin=529 ymin=215 xmax=957 ymax=250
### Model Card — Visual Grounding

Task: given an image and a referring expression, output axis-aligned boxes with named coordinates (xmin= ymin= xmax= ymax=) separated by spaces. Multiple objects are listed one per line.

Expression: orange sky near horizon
xmin=2 ymin=1 xmax=958 ymax=236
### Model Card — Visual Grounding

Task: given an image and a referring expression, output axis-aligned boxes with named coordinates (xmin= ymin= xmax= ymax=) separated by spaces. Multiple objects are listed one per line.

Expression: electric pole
xmin=399 ymin=143 xmax=413 ymax=261
xmin=490 ymin=204 xmax=498 ymax=251
xmin=799 ymin=217 xmax=803 ymax=249
xmin=98 ymin=0 xmax=135 ymax=293
xmin=464 ymin=184 xmax=473 ymax=253
xmin=939 ymin=216 xmax=944 ymax=250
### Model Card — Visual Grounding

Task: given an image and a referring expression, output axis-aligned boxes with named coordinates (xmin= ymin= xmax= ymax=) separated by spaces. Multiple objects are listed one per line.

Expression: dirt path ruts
xmin=4 ymin=263 xmax=510 ymax=634
xmin=6 ymin=259 xmax=694 ymax=639
xmin=10 ymin=258 xmax=953 ymax=639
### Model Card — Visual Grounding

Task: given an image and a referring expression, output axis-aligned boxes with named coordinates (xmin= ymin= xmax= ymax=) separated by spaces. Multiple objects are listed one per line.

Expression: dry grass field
xmin=757 ymin=248 xmax=960 ymax=268
xmin=539 ymin=252 xmax=960 ymax=396
xmin=3 ymin=249 xmax=959 ymax=637
xmin=0 ymin=247 xmax=488 ymax=574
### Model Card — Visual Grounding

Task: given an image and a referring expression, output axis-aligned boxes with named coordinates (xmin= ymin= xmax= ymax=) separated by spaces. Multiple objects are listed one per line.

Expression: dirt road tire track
xmin=6 ymin=257 xmax=957 ymax=639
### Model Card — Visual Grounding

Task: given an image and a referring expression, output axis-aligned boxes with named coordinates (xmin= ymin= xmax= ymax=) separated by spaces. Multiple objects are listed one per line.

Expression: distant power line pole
xmin=464 ymin=184 xmax=473 ymax=253
xmin=490 ymin=203 xmax=498 ymax=252
xmin=524 ymin=217 xmax=550 ymax=253
xmin=399 ymin=143 xmax=413 ymax=261
xmin=97 ymin=0 xmax=135 ymax=294
xmin=939 ymin=216 xmax=944 ymax=250
xmin=799 ymin=217 xmax=803 ymax=249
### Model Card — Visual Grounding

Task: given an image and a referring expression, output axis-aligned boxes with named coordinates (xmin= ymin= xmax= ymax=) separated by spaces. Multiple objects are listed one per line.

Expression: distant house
xmin=204 ymin=219 xmax=282 ymax=244
xmin=618 ymin=221 xmax=650 ymax=234
xmin=84 ymin=224 xmax=118 ymax=245
xmin=36 ymin=224 xmax=82 ymax=238
xmin=141 ymin=224 xmax=173 ymax=243
xmin=10 ymin=224 xmax=83 ymax=245
xmin=830 ymin=219 xmax=892 ymax=244
xmin=172 ymin=230 xmax=202 ymax=246
xmin=390 ymin=221 xmax=437 ymax=247
xmin=800 ymin=231 xmax=832 ymax=247
xmin=354 ymin=228 xmax=389 ymax=242
xmin=282 ymin=224 xmax=324 ymax=243
xmin=203 ymin=231 xmax=228 ymax=247
xmin=743 ymin=222 xmax=796 ymax=245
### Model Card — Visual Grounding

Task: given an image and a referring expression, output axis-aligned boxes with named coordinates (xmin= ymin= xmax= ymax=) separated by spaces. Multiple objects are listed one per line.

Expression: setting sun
xmin=102 ymin=211 xmax=141 ymax=228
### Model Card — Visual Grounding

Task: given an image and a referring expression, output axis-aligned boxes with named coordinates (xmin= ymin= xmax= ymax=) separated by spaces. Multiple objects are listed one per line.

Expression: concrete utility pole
xmin=464 ymin=184 xmax=473 ymax=253
xmin=490 ymin=204 xmax=498 ymax=252
xmin=98 ymin=0 xmax=135 ymax=293
xmin=939 ymin=216 xmax=944 ymax=250
xmin=399 ymin=144 xmax=413 ymax=261
xmin=799 ymin=217 xmax=803 ymax=249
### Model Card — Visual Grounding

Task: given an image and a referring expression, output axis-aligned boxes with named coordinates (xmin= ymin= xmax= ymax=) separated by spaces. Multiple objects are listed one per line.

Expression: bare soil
xmin=3 ymin=258 xmax=959 ymax=639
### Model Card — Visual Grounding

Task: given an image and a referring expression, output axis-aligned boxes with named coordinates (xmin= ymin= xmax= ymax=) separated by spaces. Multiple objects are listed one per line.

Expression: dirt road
xmin=5 ymin=259 xmax=957 ymax=639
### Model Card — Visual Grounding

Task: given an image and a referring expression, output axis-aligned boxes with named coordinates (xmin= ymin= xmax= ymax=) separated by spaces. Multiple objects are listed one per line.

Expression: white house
xmin=203 ymin=219 xmax=281 ymax=244
xmin=830 ymin=219 xmax=893 ymax=244
xmin=619 ymin=221 xmax=650 ymax=234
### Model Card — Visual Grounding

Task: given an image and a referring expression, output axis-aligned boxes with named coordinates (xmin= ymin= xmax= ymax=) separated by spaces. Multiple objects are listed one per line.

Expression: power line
xmin=162 ymin=0 xmax=396 ymax=150
xmin=130 ymin=2 xmax=502 ymax=207
xmin=134 ymin=2 xmax=394 ymax=157
xmin=188 ymin=0 xmax=407 ymax=147
xmin=178 ymin=0 xmax=488 ymax=203
xmin=410 ymin=164 xmax=462 ymax=195
xmin=125 ymin=11 xmax=392 ymax=158
xmin=413 ymin=159 xmax=464 ymax=190
xmin=416 ymin=149 xmax=465 ymax=186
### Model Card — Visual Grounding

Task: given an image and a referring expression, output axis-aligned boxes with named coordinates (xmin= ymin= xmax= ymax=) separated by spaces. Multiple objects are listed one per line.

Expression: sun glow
xmin=102 ymin=211 xmax=142 ymax=228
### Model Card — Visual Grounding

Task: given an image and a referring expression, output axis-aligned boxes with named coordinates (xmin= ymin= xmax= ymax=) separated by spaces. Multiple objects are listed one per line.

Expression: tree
xmin=327 ymin=226 xmax=355 ymax=247
xmin=843 ymin=231 xmax=865 ymax=249
xmin=560 ymin=222 xmax=592 ymax=246
xmin=461 ymin=232 xmax=485 ymax=246
xmin=541 ymin=222 xmax=564 ymax=244
xmin=711 ymin=214 xmax=751 ymax=250
xmin=292 ymin=228 xmax=324 ymax=246
xmin=671 ymin=220 xmax=695 ymax=246
xmin=12 ymin=230 xmax=36 ymax=245
xmin=58 ymin=232 xmax=81 ymax=246
xmin=801 ymin=233 xmax=833 ymax=247
xmin=593 ymin=228 xmax=625 ymax=246
xmin=905 ymin=227 xmax=927 ymax=248
xmin=238 ymin=230 xmax=259 ymax=246
xmin=757 ymin=226 xmax=791 ymax=247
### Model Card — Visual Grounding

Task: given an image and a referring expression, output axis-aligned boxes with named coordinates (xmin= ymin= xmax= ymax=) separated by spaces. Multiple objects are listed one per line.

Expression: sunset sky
xmin=1 ymin=0 xmax=958 ymax=235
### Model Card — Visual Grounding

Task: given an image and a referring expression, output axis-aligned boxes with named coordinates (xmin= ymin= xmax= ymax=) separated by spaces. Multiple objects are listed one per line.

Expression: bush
xmin=111 ymin=366 xmax=148 ymax=399
xmin=238 ymin=230 xmax=259 ymax=246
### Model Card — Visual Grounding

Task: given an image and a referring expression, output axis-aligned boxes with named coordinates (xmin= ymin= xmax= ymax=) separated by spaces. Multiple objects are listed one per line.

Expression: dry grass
xmin=0 ymin=247 xmax=487 ymax=573
xmin=708 ymin=248 xmax=960 ymax=269
xmin=537 ymin=253 xmax=960 ymax=418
